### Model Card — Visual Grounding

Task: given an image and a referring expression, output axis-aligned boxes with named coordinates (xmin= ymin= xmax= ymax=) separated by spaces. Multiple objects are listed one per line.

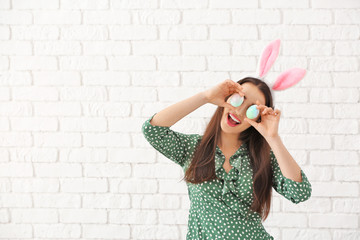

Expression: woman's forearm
xmin=267 ymin=135 xmax=303 ymax=182
xmin=150 ymin=91 xmax=209 ymax=127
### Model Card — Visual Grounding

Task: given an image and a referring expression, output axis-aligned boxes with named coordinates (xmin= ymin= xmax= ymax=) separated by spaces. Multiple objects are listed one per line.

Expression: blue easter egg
xmin=246 ymin=105 xmax=259 ymax=119
xmin=229 ymin=93 xmax=244 ymax=107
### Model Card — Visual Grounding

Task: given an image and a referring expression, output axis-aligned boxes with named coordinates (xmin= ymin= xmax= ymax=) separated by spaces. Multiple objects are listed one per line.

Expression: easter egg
xmin=229 ymin=93 xmax=244 ymax=107
xmin=246 ymin=105 xmax=260 ymax=119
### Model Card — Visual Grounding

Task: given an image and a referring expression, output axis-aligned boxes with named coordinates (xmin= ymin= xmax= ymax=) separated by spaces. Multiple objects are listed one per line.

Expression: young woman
xmin=142 ymin=78 xmax=312 ymax=240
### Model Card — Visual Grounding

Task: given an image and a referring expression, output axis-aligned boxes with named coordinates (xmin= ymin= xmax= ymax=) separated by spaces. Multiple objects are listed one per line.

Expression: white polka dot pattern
xmin=142 ymin=113 xmax=312 ymax=240
xmin=270 ymin=149 xmax=312 ymax=204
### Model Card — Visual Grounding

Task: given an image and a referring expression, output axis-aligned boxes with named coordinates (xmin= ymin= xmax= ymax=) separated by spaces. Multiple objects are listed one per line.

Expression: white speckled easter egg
xmin=229 ymin=93 xmax=244 ymax=107
xmin=246 ymin=105 xmax=260 ymax=119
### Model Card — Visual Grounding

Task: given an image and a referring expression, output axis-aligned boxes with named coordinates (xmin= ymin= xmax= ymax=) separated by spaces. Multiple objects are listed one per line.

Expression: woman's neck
xmin=219 ymin=132 xmax=242 ymax=150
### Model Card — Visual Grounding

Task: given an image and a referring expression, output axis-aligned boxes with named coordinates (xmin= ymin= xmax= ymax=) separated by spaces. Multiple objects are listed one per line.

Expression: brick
xmin=83 ymin=193 xmax=131 ymax=209
xmin=134 ymin=10 xmax=181 ymax=25
xmin=34 ymin=224 xmax=81 ymax=238
xmin=312 ymin=0 xmax=360 ymax=8
xmin=34 ymin=163 xmax=82 ymax=177
xmin=11 ymin=56 xmax=57 ymax=70
xmin=60 ymin=209 xmax=107 ymax=223
xmin=210 ymin=26 xmax=257 ymax=40
xmin=133 ymin=41 xmax=180 ymax=55
xmin=61 ymin=117 xmax=107 ymax=132
xmin=110 ymin=26 xmax=157 ymax=40
xmin=83 ymin=41 xmax=131 ymax=55
xmin=233 ymin=9 xmax=281 ymax=24
xmin=11 ymin=117 xmax=57 ymax=131
xmin=0 ymin=224 xmax=32 ymax=238
xmin=13 ymin=86 xmax=59 ymax=100
xmin=84 ymin=10 xmax=130 ymax=24
xmin=0 ymin=41 xmax=32 ymax=55
xmin=60 ymin=148 xmax=107 ymax=163
xmin=33 ymin=194 xmax=81 ymax=208
xmin=159 ymin=25 xmax=207 ymax=40
xmin=12 ymin=178 xmax=59 ymax=192
xmin=333 ymin=198 xmax=360 ymax=213
xmin=59 ymin=56 xmax=107 ymax=70
xmin=109 ymin=209 xmax=157 ymax=224
xmin=310 ymin=214 xmax=358 ymax=228
xmin=0 ymin=10 xmax=32 ymax=24
xmin=33 ymin=71 xmax=81 ymax=86
xmin=34 ymin=102 xmax=81 ymax=116
xmin=83 ymin=133 xmax=130 ymax=147
xmin=0 ymin=133 xmax=32 ymax=147
xmin=12 ymin=0 xmax=59 ymax=9
xmin=12 ymin=209 xmax=58 ymax=223
xmin=62 ymin=0 xmax=108 ymax=9
xmin=112 ymin=0 xmax=157 ymax=9
xmin=182 ymin=41 xmax=229 ymax=56
xmin=260 ymin=0 xmax=308 ymax=8
xmin=83 ymin=163 xmax=131 ymax=177
xmin=311 ymin=26 xmax=360 ymax=40
xmin=309 ymin=119 xmax=358 ymax=134
xmin=183 ymin=10 xmax=230 ymax=24
xmin=312 ymin=182 xmax=358 ymax=197
xmin=60 ymin=86 xmax=107 ymax=101
xmin=109 ymin=56 xmax=156 ymax=70
xmin=209 ymin=0 xmax=257 ymax=8
xmin=61 ymin=26 xmax=108 ymax=40
xmin=34 ymin=41 xmax=81 ymax=55
xmin=334 ymin=167 xmax=360 ymax=181
xmin=34 ymin=133 xmax=81 ymax=147
xmin=61 ymin=178 xmax=108 ymax=193
xmin=83 ymin=224 xmax=130 ymax=239
xmin=0 ymin=193 xmax=32 ymax=207
xmin=34 ymin=10 xmax=81 ymax=24
xmin=109 ymin=179 xmax=157 ymax=193
xmin=12 ymin=26 xmax=59 ymax=40
xmin=284 ymin=10 xmax=332 ymax=24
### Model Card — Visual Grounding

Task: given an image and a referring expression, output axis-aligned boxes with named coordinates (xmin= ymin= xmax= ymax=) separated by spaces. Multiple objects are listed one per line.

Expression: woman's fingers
xmin=235 ymin=83 xmax=244 ymax=96
xmin=263 ymin=107 xmax=273 ymax=115
xmin=274 ymin=109 xmax=281 ymax=116
xmin=233 ymin=84 xmax=244 ymax=97
xmin=226 ymin=80 xmax=236 ymax=95
xmin=227 ymin=79 xmax=244 ymax=97
xmin=255 ymin=100 xmax=267 ymax=111
xmin=238 ymin=88 xmax=245 ymax=97
xmin=255 ymin=100 xmax=277 ymax=115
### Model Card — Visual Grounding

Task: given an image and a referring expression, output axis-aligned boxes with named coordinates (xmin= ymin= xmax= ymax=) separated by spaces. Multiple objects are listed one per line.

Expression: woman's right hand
xmin=204 ymin=79 xmax=245 ymax=111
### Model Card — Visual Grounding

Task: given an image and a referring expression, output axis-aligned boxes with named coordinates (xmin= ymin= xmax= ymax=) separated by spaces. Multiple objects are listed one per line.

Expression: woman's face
xmin=220 ymin=82 xmax=266 ymax=134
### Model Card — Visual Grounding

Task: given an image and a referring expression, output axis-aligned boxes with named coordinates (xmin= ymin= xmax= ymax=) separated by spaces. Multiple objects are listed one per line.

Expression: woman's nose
xmin=234 ymin=107 xmax=244 ymax=118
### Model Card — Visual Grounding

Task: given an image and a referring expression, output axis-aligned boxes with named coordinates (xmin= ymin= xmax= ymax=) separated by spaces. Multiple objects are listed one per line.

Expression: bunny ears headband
xmin=240 ymin=39 xmax=306 ymax=96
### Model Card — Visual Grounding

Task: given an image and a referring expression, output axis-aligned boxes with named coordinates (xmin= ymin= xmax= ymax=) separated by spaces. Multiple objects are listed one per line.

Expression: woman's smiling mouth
xmin=227 ymin=113 xmax=241 ymax=127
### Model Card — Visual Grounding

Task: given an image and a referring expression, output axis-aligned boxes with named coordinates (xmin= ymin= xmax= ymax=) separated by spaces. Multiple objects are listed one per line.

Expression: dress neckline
xmin=215 ymin=142 xmax=248 ymax=172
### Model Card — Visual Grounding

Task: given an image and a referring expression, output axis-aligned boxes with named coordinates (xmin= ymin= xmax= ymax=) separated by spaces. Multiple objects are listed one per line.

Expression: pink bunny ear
xmin=272 ymin=68 xmax=306 ymax=91
xmin=257 ymin=39 xmax=281 ymax=78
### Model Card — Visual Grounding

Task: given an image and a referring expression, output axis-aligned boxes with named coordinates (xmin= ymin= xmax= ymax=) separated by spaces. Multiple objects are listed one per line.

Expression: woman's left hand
xmin=244 ymin=100 xmax=281 ymax=139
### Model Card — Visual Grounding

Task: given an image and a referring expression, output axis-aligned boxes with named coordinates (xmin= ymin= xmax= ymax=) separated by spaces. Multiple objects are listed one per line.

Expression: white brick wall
xmin=0 ymin=0 xmax=359 ymax=239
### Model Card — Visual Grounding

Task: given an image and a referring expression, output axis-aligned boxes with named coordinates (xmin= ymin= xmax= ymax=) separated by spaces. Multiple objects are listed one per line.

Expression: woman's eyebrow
xmin=244 ymin=95 xmax=255 ymax=105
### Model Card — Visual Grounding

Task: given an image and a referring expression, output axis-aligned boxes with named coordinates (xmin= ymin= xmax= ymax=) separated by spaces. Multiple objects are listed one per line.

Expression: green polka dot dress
xmin=142 ymin=113 xmax=312 ymax=240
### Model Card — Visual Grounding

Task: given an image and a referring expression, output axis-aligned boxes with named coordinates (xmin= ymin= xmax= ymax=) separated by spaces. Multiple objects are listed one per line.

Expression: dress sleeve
xmin=270 ymin=149 xmax=312 ymax=204
xmin=141 ymin=113 xmax=199 ymax=168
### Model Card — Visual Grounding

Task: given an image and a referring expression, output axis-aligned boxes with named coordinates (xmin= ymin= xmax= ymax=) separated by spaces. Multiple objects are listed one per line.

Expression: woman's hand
xmin=204 ymin=79 xmax=245 ymax=112
xmin=245 ymin=100 xmax=281 ymax=139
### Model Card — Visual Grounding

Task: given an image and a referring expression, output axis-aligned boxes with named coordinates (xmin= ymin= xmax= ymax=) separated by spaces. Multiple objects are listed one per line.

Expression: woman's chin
xmin=221 ymin=117 xmax=242 ymax=133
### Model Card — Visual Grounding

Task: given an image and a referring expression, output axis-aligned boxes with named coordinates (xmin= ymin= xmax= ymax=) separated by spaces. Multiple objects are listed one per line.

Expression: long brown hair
xmin=182 ymin=77 xmax=275 ymax=221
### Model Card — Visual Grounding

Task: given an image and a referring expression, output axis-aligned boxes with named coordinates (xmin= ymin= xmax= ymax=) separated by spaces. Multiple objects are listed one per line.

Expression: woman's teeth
xmin=229 ymin=113 xmax=241 ymax=124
